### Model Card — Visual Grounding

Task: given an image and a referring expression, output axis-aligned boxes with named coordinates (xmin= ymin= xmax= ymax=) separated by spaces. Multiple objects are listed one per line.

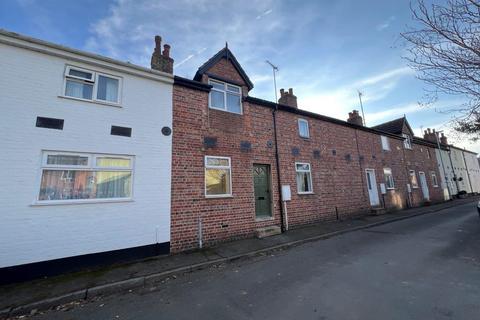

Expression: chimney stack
xmin=278 ymin=88 xmax=297 ymax=108
xmin=151 ymin=35 xmax=174 ymax=74
xmin=347 ymin=110 xmax=363 ymax=126
xmin=423 ymin=128 xmax=448 ymax=145
xmin=423 ymin=128 xmax=437 ymax=143
xmin=440 ymin=132 xmax=448 ymax=145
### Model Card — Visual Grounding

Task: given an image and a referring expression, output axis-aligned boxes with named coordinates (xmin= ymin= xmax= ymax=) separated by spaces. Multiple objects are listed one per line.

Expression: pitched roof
xmin=371 ymin=117 xmax=413 ymax=135
xmin=193 ymin=46 xmax=254 ymax=90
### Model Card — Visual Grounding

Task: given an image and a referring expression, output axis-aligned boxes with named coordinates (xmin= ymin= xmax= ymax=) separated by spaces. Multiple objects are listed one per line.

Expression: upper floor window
xmin=402 ymin=134 xmax=412 ymax=149
xmin=380 ymin=135 xmax=390 ymax=151
xmin=208 ymin=79 xmax=242 ymax=114
xmin=298 ymin=119 xmax=310 ymax=138
xmin=64 ymin=66 xmax=121 ymax=104
xmin=38 ymin=151 xmax=133 ymax=203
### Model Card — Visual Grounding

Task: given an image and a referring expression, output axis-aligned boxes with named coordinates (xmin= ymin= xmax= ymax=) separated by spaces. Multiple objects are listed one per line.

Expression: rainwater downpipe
xmin=272 ymin=106 xmax=286 ymax=232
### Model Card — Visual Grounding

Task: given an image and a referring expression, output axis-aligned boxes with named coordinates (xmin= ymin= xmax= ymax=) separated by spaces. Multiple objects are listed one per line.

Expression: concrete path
xmin=2 ymin=198 xmax=479 ymax=319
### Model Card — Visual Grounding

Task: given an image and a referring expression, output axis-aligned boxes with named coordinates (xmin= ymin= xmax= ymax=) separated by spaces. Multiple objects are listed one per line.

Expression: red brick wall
xmin=404 ymin=143 xmax=444 ymax=205
xmin=170 ymin=57 xmax=445 ymax=252
xmin=171 ymin=86 xmax=282 ymax=252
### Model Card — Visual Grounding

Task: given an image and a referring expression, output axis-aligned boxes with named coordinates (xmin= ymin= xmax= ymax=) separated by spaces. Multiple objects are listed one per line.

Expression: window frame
xmin=298 ymin=118 xmax=310 ymax=139
xmin=431 ymin=171 xmax=439 ymax=187
xmin=208 ymin=79 xmax=243 ymax=114
xmin=409 ymin=170 xmax=419 ymax=189
xmin=380 ymin=135 xmax=390 ymax=151
xmin=204 ymin=155 xmax=233 ymax=198
xmin=383 ymin=167 xmax=395 ymax=190
xmin=62 ymin=65 xmax=122 ymax=106
xmin=295 ymin=162 xmax=314 ymax=194
xmin=402 ymin=134 xmax=412 ymax=150
xmin=35 ymin=151 xmax=134 ymax=205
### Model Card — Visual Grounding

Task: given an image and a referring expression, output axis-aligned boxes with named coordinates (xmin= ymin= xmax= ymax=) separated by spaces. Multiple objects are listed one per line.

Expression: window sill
xmin=58 ymin=95 xmax=122 ymax=108
xmin=299 ymin=136 xmax=310 ymax=140
xmin=205 ymin=194 xmax=233 ymax=199
xmin=298 ymin=192 xmax=314 ymax=195
xmin=386 ymin=188 xmax=395 ymax=191
xmin=208 ymin=106 xmax=243 ymax=115
xmin=31 ymin=198 xmax=134 ymax=206
xmin=255 ymin=216 xmax=274 ymax=222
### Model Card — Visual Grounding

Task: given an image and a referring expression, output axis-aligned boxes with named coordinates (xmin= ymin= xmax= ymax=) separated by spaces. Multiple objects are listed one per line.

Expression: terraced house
xmin=0 ymin=30 xmax=174 ymax=282
xmin=169 ymin=44 xmax=448 ymax=252
xmin=1 ymin=30 xmax=479 ymax=282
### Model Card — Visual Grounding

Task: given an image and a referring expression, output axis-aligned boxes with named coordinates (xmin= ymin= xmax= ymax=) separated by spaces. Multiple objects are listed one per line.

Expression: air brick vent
xmin=36 ymin=117 xmax=64 ymax=130
xmin=111 ymin=126 xmax=132 ymax=137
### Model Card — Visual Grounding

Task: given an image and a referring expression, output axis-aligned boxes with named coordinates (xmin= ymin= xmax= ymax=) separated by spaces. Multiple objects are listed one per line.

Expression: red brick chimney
xmin=423 ymin=128 xmax=437 ymax=143
xmin=278 ymin=88 xmax=297 ymax=108
xmin=347 ymin=110 xmax=363 ymax=126
xmin=151 ymin=35 xmax=174 ymax=74
xmin=440 ymin=133 xmax=448 ymax=145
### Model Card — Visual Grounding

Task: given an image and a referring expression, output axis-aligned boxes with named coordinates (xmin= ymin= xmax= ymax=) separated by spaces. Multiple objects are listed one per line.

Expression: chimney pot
xmin=288 ymin=88 xmax=293 ymax=95
xmin=155 ymin=35 xmax=161 ymax=51
xmin=162 ymin=44 xmax=170 ymax=57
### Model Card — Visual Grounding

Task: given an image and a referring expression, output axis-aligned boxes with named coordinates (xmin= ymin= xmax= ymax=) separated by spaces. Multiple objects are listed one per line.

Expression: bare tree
xmin=402 ymin=0 xmax=480 ymax=139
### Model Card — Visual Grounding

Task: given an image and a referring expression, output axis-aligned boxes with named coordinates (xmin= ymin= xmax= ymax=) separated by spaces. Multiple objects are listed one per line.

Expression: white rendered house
xmin=0 ymin=30 xmax=174 ymax=282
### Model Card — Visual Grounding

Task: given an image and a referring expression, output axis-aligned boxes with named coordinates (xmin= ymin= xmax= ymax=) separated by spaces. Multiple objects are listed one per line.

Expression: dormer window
xmin=402 ymin=134 xmax=412 ymax=149
xmin=208 ymin=79 xmax=242 ymax=114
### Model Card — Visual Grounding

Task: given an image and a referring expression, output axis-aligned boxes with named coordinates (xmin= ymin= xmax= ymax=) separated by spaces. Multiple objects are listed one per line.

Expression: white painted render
xmin=460 ymin=150 xmax=480 ymax=193
xmin=434 ymin=149 xmax=452 ymax=200
xmin=0 ymin=32 xmax=173 ymax=268
xmin=449 ymin=147 xmax=472 ymax=194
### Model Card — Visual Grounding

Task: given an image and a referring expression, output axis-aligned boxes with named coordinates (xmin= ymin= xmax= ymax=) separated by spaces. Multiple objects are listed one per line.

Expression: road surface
xmin=26 ymin=202 xmax=480 ymax=320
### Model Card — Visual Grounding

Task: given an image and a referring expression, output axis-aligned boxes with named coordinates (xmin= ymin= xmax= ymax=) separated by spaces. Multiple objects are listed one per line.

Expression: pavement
xmin=1 ymin=196 xmax=479 ymax=319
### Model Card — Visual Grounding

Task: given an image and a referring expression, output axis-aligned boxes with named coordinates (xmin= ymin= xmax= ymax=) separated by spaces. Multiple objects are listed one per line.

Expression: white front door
xmin=419 ymin=171 xmax=430 ymax=201
xmin=366 ymin=169 xmax=380 ymax=206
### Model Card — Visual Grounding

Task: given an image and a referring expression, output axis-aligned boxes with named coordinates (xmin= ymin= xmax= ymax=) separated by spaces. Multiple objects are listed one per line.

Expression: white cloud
xmin=366 ymin=103 xmax=422 ymax=124
xmin=376 ymin=16 xmax=395 ymax=31
xmin=256 ymin=9 xmax=273 ymax=20
xmin=355 ymin=67 xmax=414 ymax=87
xmin=296 ymin=66 xmax=415 ymax=120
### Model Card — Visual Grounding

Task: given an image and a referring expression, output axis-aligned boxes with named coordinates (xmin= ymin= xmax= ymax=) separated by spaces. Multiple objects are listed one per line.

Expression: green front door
xmin=253 ymin=164 xmax=272 ymax=218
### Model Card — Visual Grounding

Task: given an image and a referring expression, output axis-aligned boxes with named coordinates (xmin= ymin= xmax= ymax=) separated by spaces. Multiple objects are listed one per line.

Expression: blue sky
xmin=1 ymin=0 xmax=478 ymax=152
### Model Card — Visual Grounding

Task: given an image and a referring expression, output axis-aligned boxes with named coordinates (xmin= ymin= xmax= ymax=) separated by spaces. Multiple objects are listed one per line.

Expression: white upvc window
xmin=37 ymin=151 xmax=133 ymax=204
xmin=298 ymin=119 xmax=310 ymax=138
xmin=208 ymin=79 xmax=242 ymax=114
xmin=64 ymin=66 xmax=121 ymax=104
xmin=205 ymin=156 xmax=232 ymax=197
xmin=383 ymin=168 xmax=395 ymax=189
xmin=431 ymin=171 xmax=439 ymax=187
xmin=296 ymin=162 xmax=313 ymax=194
xmin=402 ymin=134 xmax=412 ymax=149
xmin=380 ymin=135 xmax=390 ymax=151
xmin=409 ymin=170 xmax=419 ymax=188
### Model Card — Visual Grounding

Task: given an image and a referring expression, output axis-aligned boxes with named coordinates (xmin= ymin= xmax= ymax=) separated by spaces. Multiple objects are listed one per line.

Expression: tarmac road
xmin=26 ymin=202 xmax=480 ymax=320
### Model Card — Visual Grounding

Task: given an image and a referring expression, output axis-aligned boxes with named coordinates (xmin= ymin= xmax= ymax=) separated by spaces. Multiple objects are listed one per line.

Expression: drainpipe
xmin=272 ymin=107 xmax=286 ymax=232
